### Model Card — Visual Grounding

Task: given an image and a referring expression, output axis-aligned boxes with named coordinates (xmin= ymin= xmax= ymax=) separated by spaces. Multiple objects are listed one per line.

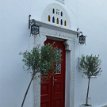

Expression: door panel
xmin=41 ymin=38 xmax=65 ymax=107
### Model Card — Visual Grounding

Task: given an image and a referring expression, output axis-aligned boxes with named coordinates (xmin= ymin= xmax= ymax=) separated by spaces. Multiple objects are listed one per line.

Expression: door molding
xmin=65 ymin=39 xmax=75 ymax=107
xmin=33 ymin=20 xmax=77 ymax=107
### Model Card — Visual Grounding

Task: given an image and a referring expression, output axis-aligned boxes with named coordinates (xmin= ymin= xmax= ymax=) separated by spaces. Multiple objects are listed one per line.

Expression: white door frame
xmin=33 ymin=20 xmax=77 ymax=107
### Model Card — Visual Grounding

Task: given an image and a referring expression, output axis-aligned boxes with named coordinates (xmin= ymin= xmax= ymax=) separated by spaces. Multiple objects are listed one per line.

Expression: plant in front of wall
xmin=80 ymin=55 xmax=102 ymax=107
xmin=20 ymin=44 xmax=61 ymax=107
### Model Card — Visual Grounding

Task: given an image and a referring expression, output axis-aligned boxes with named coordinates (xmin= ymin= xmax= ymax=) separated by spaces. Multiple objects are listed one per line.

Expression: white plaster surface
xmin=0 ymin=0 xmax=107 ymax=107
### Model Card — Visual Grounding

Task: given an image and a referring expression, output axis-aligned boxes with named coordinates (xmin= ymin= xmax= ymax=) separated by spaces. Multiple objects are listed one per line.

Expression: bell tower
xmin=41 ymin=3 xmax=71 ymax=28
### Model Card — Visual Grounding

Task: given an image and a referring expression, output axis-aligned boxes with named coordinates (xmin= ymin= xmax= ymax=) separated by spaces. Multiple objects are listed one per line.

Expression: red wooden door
xmin=41 ymin=38 xmax=66 ymax=107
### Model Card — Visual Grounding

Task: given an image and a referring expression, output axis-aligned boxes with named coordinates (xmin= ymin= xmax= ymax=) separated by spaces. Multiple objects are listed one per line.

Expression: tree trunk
xmin=21 ymin=74 xmax=35 ymax=107
xmin=85 ymin=77 xmax=91 ymax=105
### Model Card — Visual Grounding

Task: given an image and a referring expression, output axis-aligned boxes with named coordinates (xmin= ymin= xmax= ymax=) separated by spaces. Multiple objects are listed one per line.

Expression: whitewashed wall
xmin=0 ymin=0 xmax=38 ymax=107
xmin=0 ymin=0 xmax=107 ymax=107
xmin=68 ymin=0 xmax=107 ymax=107
xmin=0 ymin=0 xmax=74 ymax=107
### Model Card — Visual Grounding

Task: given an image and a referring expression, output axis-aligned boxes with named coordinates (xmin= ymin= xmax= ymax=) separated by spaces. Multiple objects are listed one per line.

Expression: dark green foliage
xmin=40 ymin=44 xmax=55 ymax=74
xmin=22 ymin=44 xmax=61 ymax=75
xmin=80 ymin=55 xmax=102 ymax=78
xmin=40 ymin=44 xmax=61 ymax=74
xmin=22 ymin=47 xmax=40 ymax=72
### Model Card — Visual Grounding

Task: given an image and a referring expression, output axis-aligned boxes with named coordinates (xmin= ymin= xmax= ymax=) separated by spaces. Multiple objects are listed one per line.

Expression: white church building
xmin=0 ymin=0 xmax=107 ymax=107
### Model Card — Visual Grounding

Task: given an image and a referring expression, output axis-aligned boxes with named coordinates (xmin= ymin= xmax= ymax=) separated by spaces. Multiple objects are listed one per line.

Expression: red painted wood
xmin=41 ymin=38 xmax=66 ymax=107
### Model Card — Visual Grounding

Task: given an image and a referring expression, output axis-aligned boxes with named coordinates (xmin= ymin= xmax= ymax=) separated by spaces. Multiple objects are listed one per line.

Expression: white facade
xmin=0 ymin=0 xmax=107 ymax=107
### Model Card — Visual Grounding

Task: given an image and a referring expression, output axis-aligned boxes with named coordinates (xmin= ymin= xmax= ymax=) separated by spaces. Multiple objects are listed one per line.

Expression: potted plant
xmin=20 ymin=44 xmax=61 ymax=107
xmin=79 ymin=55 xmax=102 ymax=107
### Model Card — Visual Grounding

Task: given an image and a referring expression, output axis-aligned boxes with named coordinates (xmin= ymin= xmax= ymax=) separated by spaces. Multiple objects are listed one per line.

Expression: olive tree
xmin=21 ymin=44 xmax=61 ymax=107
xmin=80 ymin=55 xmax=102 ymax=106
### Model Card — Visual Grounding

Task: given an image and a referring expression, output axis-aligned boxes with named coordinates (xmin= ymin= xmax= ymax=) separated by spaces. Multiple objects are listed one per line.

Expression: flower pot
xmin=80 ymin=104 xmax=92 ymax=107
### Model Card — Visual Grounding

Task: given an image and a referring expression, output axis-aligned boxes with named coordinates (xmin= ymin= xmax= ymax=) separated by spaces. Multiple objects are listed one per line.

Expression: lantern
xmin=31 ymin=24 xmax=39 ymax=35
xmin=79 ymin=34 xmax=86 ymax=44
xmin=28 ymin=15 xmax=39 ymax=36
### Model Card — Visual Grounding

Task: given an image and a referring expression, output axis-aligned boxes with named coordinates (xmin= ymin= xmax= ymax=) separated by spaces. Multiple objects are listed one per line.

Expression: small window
xmin=48 ymin=15 xmax=50 ymax=22
xmin=56 ymin=18 xmax=59 ymax=24
xmin=60 ymin=19 xmax=63 ymax=25
xmin=52 ymin=16 xmax=55 ymax=23
xmin=56 ymin=9 xmax=60 ymax=15
xmin=55 ymin=48 xmax=62 ymax=74
xmin=61 ymin=11 xmax=63 ymax=16
xmin=64 ymin=20 xmax=66 ymax=26
xmin=53 ymin=8 xmax=55 ymax=14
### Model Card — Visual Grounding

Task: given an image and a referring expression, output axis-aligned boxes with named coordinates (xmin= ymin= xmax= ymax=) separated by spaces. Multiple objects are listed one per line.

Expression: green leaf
xmin=21 ymin=44 xmax=61 ymax=76
xmin=80 ymin=55 xmax=102 ymax=78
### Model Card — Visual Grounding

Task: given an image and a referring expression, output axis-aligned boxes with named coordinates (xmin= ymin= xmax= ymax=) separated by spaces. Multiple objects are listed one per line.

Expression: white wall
xmin=0 ymin=0 xmax=66 ymax=107
xmin=0 ymin=0 xmax=107 ymax=107
xmin=68 ymin=0 xmax=107 ymax=107
xmin=0 ymin=0 xmax=37 ymax=107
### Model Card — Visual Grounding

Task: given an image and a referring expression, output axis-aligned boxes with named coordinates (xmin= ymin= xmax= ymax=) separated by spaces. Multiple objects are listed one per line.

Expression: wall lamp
xmin=28 ymin=15 xmax=39 ymax=36
xmin=77 ymin=28 xmax=86 ymax=44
